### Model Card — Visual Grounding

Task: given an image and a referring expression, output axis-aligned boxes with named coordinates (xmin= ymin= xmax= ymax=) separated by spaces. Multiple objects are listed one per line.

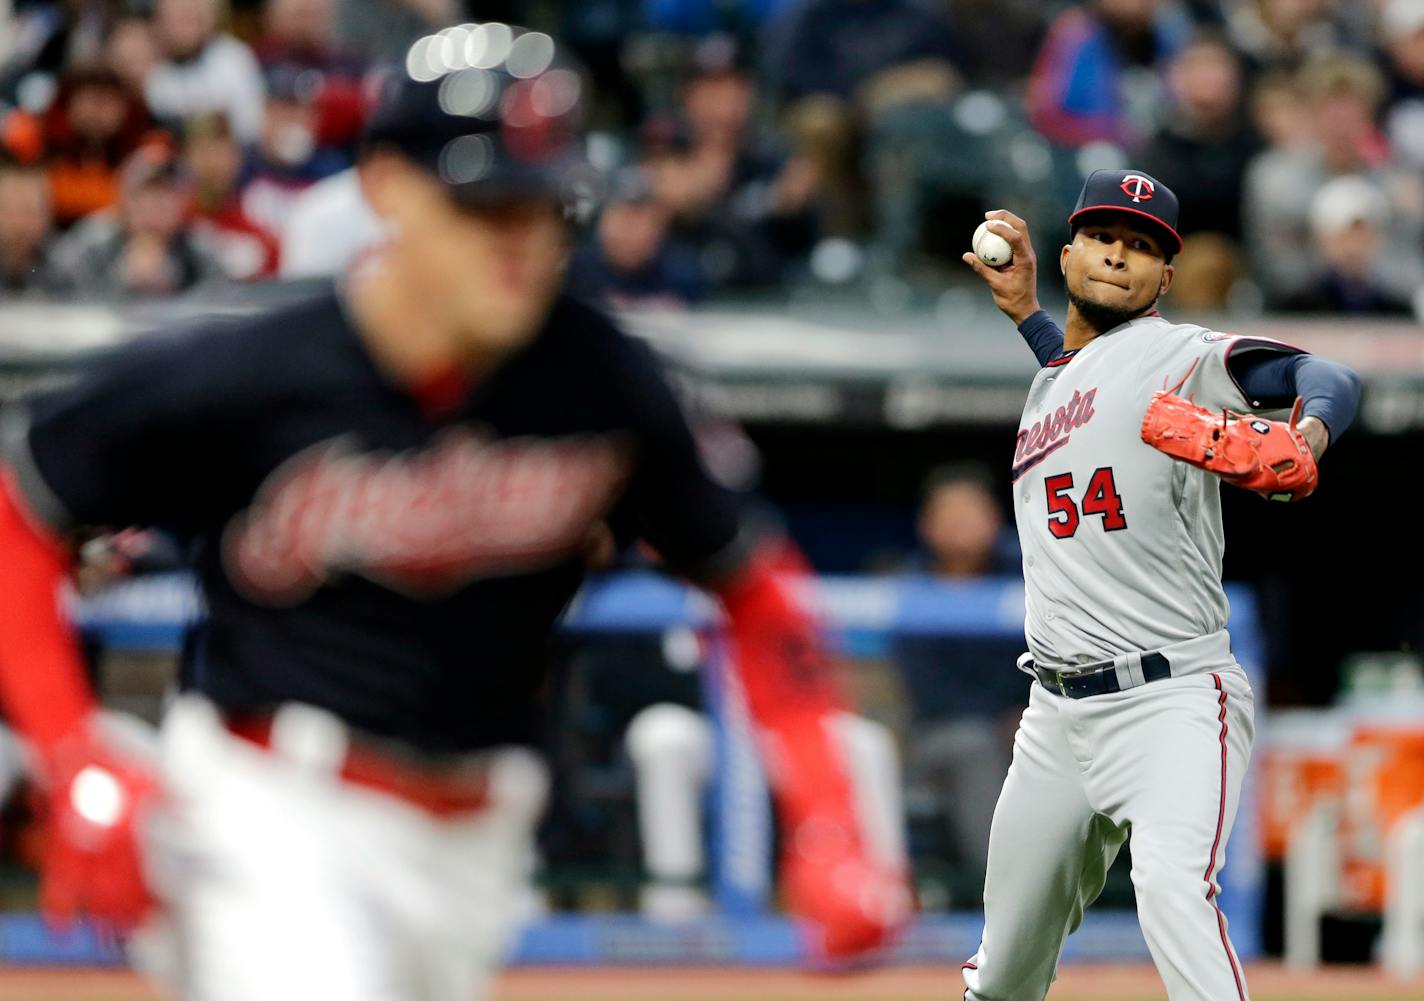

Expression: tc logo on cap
xmin=1120 ymin=174 xmax=1155 ymax=203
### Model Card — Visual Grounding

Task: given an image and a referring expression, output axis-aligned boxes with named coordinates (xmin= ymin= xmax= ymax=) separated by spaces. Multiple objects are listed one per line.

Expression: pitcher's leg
xmin=1109 ymin=670 xmax=1255 ymax=1001
xmin=963 ymin=686 xmax=1125 ymax=1001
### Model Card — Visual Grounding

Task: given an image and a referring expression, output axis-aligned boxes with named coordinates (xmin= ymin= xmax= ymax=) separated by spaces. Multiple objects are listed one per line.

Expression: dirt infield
xmin=1 ymin=963 xmax=1423 ymax=1000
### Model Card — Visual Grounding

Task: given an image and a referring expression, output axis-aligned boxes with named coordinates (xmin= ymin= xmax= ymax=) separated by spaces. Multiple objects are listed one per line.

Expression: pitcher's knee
xmin=1130 ymin=857 xmax=1212 ymax=918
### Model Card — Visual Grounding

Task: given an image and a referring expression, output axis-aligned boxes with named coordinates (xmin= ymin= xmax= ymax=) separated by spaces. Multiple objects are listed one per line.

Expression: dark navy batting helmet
xmin=363 ymin=23 xmax=593 ymax=210
xmin=1069 ymin=168 xmax=1183 ymax=257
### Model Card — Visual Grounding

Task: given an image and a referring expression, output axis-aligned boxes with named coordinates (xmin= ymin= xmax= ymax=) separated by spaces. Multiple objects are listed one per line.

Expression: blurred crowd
xmin=3 ymin=0 xmax=1424 ymax=316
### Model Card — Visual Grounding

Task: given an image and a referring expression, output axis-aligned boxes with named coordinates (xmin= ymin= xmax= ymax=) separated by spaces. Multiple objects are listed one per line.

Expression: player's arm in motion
xmin=713 ymin=544 xmax=909 ymax=958
xmin=624 ymin=337 xmax=910 ymax=960
xmin=0 ymin=462 xmax=157 ymax=929
xmin=962 ymin=209 xmax=1361 ymax=480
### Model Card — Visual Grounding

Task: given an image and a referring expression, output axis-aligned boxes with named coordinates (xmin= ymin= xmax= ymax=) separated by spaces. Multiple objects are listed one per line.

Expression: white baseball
xmin=973 ymin=221 xmax=1014 ymax=267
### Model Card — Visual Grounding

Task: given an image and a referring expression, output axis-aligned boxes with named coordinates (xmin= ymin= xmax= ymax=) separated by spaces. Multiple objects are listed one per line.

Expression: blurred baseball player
xmin=0 ymin=25 xmax=907 ymax=1000
xmin=960 ymin=169 xmax=1361 ymax=1001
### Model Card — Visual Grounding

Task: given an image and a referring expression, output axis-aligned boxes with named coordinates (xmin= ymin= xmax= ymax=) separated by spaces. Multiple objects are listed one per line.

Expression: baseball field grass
xmin=3 ymin=964 xmax=1424 ymax=1001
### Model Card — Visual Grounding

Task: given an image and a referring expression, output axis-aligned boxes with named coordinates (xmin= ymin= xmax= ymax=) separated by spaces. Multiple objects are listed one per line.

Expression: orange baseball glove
xmin=1140 ymin=392 xmax=1319 ymax=502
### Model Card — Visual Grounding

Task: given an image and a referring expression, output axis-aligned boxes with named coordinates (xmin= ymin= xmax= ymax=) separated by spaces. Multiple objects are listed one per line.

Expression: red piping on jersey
xmin=1205 ymin=673 xmax=1248 ymax=1001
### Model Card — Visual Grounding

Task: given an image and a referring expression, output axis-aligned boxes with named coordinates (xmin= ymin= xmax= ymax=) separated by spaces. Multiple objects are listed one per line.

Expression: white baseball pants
xmin=135 ymin=696 xmax=547 ymax=1001
xmin=962 ymin=665 xmax=1254 ymax=1001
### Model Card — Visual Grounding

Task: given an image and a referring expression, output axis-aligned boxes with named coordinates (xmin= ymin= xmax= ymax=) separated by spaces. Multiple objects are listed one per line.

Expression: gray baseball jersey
xmin=1011 ymin=313 xmax=1300 ymax=668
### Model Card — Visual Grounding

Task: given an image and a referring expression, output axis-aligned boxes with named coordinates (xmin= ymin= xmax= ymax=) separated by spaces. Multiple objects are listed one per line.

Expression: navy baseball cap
xmin=363 ymin=23 xmax=590 ymax=207
xmin=1068 ymin=168 xmax=1182 ymax=256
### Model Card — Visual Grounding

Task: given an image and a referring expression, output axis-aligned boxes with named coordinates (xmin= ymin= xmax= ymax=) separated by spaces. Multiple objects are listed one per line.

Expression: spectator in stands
xmin=763 ymin=0 xmax=961 ymax=237
xmin=1027 ymin=0 xmax=1193 ymax=150
xmin=942 ymin=0 xmax=1047 ymax=87
xmin=1141 ymin=33 xmax=1257 ymax=240
xmin=105 ymin=15 xmax=159 ymax=104
xmin=254 ymin=0 xmax=368 ymax=151
xmin=1381 ymin=0 xmax=1424 ymax=173
xmin=1243 ymin=54 xmax=1424 ymax=308
xmin=910 ymin=464 xmax=1019 ymax=580
xmin=236 ymin=63 xmax=349 ymax=240
xmin=53 ymin=140 xmax=226 ymax=297
xmin=1140 ymin=32 xmax=1258 ymax=309
xmin=278 ymin=163 xmax=385 ymax=276
xmin=1226 ymin=0 xmax=1343 ymax=79
xmin=1248 ymin=70 xmax=1315 ymax=151
xmin=568 ymin=166 xmax=707 ymax=310
xmin=893 ymin=464 xmax=1023 ymax=881
xmin=185 ymin=113 xmax=279 ymax=280
xmin=43 ymin=63 xmax=151 ymax=227
xmin=645 ymin=36 xmax=817 ymax=288
xmin=0 ymin=0 xmax=111 ymax=98
xmin=146 ymin=0 xmax=266 ymax=144
xmin=1278 ymin=175 xmax=1417 ymax=316
xmin=0 ymin=156 xmax=68 ymax=296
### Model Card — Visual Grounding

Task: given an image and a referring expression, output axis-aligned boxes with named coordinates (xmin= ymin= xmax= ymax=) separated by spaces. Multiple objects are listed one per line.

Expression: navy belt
xmin=1026 ymin=652 xmax=1172 ymax=699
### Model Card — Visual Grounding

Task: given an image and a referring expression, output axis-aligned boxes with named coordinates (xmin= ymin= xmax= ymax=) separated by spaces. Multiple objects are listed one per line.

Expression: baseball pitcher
xmin=960 ymin=168 xmax=1361 ymax=1001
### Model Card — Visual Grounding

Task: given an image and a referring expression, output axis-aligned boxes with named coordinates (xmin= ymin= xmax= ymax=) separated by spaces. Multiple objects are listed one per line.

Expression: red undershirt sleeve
xmin=0 ymin=468 xmax=94 ymax=755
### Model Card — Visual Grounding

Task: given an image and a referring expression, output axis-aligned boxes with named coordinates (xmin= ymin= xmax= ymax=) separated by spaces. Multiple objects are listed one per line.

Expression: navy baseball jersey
xmin=1 ymin=287 xmax=753 ymax=753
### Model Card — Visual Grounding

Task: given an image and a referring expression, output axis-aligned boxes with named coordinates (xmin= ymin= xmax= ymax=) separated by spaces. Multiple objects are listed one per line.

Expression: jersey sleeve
xmin=613 ymin=335 xmax=760 ymax=583
xmin=1165 ymin=330 xmax=1305 ymax=416
xmin=0 ymin=326 xmax=241 ymax=535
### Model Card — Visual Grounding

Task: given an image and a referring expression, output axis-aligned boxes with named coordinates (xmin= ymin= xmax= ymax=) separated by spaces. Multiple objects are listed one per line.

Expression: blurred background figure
xmin=892 ymin=464 xmax=1024 ymax=898
xmin=0 ymin=0 xmax=113 ymax=98
xmin=938 ymin=0 xmax=1046 ymax=88
xmin=53 ymin=139 xmax=226 ymax=297
xmin=1141 ymin=32 xmax=1257 ymax=242
xmin=1141 ymin=31 xmax=1259 ymax=310
xmin=42 ymin=62 xmax=151 ymax=227
xmin=1280 ymin=174 xmax=1417 ymax=315
xmin=145 ymin=0 xmax=266 ymax=143
xmin=0 ymin=154 xmax=67 ymax=297
xmin=762 ymin=0 xmax=961 ymax=241
xmin=1243 ymin=53 xmax=1424 ymax=310
xmin=645 ymin=35 xmax=818 ymax=290
xmin=235 ymin=62 xmax=349 ymax=241
xmin=184 ymin=111 xmax=279 ymax=280
xmin=1381 ymin=0 xmax=1424 ymax=172
xmin=1247 ymin=68 xmax=1315 ymax=151
xmin=1027 ymin=0 xmax=1192 ymax=151
xmin=1226 ymin=0 xmax=1344 ymax=79
xmin=278 ymin=162 xmax=384 ymax=277
xmin=254 ymin=0 xmax=369 ymax=151
xmin=104 ymin=15 xmax=160 ymax=106
xmin=569 ymin=165 xmax=707 ymax=310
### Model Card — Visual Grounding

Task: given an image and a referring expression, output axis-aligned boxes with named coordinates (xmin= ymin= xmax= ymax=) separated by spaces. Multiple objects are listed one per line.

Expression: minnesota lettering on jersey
xmin=1012 ymin=388 xmax=1098 ymax=482
xmin=224 ymin=428 xmax=632 ymax=604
